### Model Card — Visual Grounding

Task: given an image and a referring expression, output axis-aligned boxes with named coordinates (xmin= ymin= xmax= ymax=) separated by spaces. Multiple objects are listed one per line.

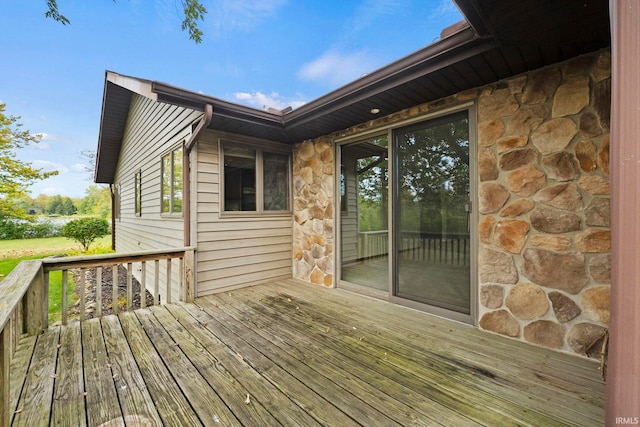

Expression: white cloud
xmin=30 ymin=132 xmax=56 ymax=150
xmin=233 ymin=91 xmax=306 ymax=111
xmin=210 ymin=0 xmax=288 ymax=35
xmin=297 ymin=50 xmax=379 ymax=87
xmin=71 ymin=163 xmax=88 ymax=173
xmin=31 ymin=160 xmax=68 ymax=174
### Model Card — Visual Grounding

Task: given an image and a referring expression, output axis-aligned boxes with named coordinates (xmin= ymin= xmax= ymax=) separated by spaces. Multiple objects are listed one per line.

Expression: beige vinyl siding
xmin=194 ymin=129 xmax=293 ymax=295
xmin=340 ymin=149 xmax=359 ymax=265
xmin=113 ymin=94 xmax=202 ymax=298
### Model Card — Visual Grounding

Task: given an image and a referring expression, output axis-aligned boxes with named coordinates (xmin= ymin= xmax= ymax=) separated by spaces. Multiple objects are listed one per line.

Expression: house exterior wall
xmin=113 ymin=93 xmax=202 ymax=298
xmin=292 ymin=49 xmax=611 ymax=357
xmin=193 ymin=129 xmax=293 ymax=295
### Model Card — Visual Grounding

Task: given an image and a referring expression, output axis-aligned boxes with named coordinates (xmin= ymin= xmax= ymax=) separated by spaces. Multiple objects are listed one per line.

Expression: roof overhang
xmin=95 ymin=0 xmax=610 ymax=184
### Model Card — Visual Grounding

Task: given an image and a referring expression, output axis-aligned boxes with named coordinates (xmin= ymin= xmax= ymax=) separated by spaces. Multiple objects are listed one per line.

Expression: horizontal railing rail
xmin=0 ymin=247 xmax=195 ymax=426
xmin=358 ymin=230 xmax=470 ymax=266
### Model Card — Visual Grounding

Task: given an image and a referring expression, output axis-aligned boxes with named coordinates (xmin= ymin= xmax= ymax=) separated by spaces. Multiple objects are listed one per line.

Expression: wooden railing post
xmin=184 ymin=250 xmax=195 ymax=303
xmin=23 ymin=264 xmax=46 ymax=335
xmin=43 ymin=270 xmax=49 ymax=329
xmin=0 ymin=325 xmax=10 ymax=427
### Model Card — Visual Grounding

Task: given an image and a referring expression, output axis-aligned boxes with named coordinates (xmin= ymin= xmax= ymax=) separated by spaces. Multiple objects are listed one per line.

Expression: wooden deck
xmin=9 ymin=279 xmax=605 ymax=426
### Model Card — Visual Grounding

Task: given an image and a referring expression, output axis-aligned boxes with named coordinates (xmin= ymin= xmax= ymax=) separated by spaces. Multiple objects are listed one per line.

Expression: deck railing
xmin=358 ymin=230 xmax=470 ymax=266
xmin=0 ymin=247 xmax=194 ymax=426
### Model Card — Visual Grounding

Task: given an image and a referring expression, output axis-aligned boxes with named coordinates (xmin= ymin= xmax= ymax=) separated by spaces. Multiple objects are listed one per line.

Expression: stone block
xmin=293 ymin=259 xmax=312 ymax=281
xmin=598 ymin=134 xmax=610 ymax=176
xmin=478 ymin=88 xmax=519 ymax=120
xmin=531 ymin=118 xmax=577 ymax=155
xmin=579 ymin=113 xmax=602 ymax=138
xmin=590 ymin=50 xmax=611 ymax=83
xmin=478 ymin=119 xmax=505 ymax=147
xmin=505 ymin=105 xmax=547 ymax=136
xmin=506 ymin=166 xmax=546 ymax=197
xmin=297 ymin=141 xmax=316 ymax=161
xmin=494 ymin=220 xmax=529 ymax=254
xmin=479 ymin=183 xmax=510 ymax=214
xmin=530 ymin=235 xmax=572 ymax=251
xmin=479 ymin=148 xmax=499 ymax=181
xmin=534 ymin=183 xmax=582 ymax=211
xmin=593 ymin=79 xmax=611 ymax=131
xmin=582 ymin=285 xmax=610 ymax=324
xmin=522 ymin=67 xmax=561 ymax=105
xmin=585 ymin=197 xmax=610 ymax=227
xmin=575 ymin=140 xmax=597 ymax=172
xmin=479 ymin=216 xmax=495 ymax=244
xmin=542 ymin=152 xmax=580 ymax=181
xmin=522 ymin=248 xmax=587 ymax=294
xmin=567 ymin=323 xmax=607 ymax=355
xmin=310 ymin=267 xmax=325 ymax=285
xmin=552 ymin=76 xmax=590 ymax=117
xmin=499 ymin=148 xmax=538 ymax=171
xmin=506 ymin=283 xmax=549 ymax=320
xmin=480 ymin=284 xmax=504 ymax=309
xmin=589 ymin=254 xmax=611 ymax=283
xmin=299 ymin=166 xmax=313 ymax=184
xmin=497 ymin=136 xmax=529 ymax=154
xmin=524 ymin=320 xmax=565 ymax=349
xmin=575 ymin=229 xmax=611 ymax=253
xmin=479 ymin=310 xmax=520 ymax=337
xmin=564 ymin=55 xmax=595 ymax=77
xmin=578 ymin=175 xmax=610 ymax=195
xmin=549 ymin=292 xmax=581 ymax=323
xmin=530 ymin=206 xmax=581 ymax=234
xmin=479 ymin=248 xmax=518 ymax=284
xmin=500 ymin=199 xmax=535 ymax=218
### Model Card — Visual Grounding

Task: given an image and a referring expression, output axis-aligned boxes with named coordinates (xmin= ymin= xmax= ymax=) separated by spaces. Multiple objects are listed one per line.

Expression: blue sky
xmin=0 ymin=0 xmax=462 ymax=198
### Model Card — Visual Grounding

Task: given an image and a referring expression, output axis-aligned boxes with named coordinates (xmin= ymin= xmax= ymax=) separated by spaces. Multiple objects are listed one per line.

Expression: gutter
xmin=183 ymin=104 xmax=213 ymax=247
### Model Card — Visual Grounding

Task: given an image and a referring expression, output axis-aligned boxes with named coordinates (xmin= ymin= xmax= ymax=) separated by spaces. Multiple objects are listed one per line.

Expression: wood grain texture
xmin=7 ymin=279 xmax=604 ymax=426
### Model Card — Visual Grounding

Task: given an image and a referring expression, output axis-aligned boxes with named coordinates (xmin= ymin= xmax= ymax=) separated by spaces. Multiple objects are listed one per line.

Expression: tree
xmin=62 ymin=217 xmax=110 ymax=252
xmin=61 ymin=196 xmax=77 ymax=215
xmin=45 ymin=0 xmax=207 ymax=43
xmin=79 ymin=185 xmax=111 ymax=219
xmin=0 ymin=103 xmax=58 ymax=219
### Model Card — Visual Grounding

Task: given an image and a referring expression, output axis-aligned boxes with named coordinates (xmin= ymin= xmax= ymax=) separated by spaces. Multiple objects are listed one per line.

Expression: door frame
xmin=335 ymin=103 xmax=478 ymax=325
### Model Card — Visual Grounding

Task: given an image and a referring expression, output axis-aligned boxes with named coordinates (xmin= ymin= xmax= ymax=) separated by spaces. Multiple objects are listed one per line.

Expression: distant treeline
xmin=1 ymin=185 xmax=111 ymax=240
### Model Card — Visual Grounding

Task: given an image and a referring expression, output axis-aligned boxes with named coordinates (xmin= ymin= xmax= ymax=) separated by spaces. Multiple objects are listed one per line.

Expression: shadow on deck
xmin=10 ymin=279 xmax=605 ymax=426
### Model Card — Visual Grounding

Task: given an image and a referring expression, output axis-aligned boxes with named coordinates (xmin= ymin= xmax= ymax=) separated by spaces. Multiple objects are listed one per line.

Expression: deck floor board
xmin=9 ymin=279 xmax=605 ymax=426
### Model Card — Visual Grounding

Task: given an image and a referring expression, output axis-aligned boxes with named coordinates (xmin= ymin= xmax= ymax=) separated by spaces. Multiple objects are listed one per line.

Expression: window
xmin=134 ymin=170 xmax=142 ymax=216
xmin=161 ymin=146 xmax=183 ymax=214
xmin=222 ymin=142 xmax=290 ymax=214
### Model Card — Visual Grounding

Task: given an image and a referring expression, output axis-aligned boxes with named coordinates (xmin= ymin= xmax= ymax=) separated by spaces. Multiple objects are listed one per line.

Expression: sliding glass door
xmin=394 ymin=112 xmax=471 ymax=314
xmin=339 ymin=136 xmax=389 ymax=292
xmin=338 ymin=109 xmax=473 ymax=319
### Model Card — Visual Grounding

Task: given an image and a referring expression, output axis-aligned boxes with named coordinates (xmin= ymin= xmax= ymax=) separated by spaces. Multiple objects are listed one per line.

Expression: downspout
xmin=183 ymin=104 xmax=213 ymax=247
xmin=109 ymin=184 xmax=116 ymax=251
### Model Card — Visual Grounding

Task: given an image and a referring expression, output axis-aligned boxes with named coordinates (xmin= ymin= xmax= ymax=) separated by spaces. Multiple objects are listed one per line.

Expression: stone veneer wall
xmin=292 ymin=49 xmax=611 ymax=357
xmin=292 ymin=138 xmax=335 ymax=287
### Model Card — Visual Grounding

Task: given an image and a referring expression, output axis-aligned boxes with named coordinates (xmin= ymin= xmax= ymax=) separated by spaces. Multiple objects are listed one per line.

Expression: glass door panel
xmin=394 ymin=112 xmax=471 ymax=314
xmin=339 ymin=136 xmax=389 ymax=291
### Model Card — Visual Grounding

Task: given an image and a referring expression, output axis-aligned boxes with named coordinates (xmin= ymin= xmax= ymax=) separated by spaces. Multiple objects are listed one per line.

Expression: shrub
xmin=0 ymin=216 xmax=65 ymax=239
xmin=62 ymin=217 xmax=110 ymax=252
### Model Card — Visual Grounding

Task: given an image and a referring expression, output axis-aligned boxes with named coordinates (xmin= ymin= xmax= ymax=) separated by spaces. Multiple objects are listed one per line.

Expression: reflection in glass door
xmin=339 ymin=136 xmax=389 ymax=292
xmin=394 ymin=112 xmax=471 ymax=314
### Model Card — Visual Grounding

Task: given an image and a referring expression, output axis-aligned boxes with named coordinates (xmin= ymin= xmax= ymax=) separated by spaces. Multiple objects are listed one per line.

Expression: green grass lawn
xmin=0 ymin=235 xmax=111 ymax=324
xmin=0 ymin=235 xmax=111 ymax=259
